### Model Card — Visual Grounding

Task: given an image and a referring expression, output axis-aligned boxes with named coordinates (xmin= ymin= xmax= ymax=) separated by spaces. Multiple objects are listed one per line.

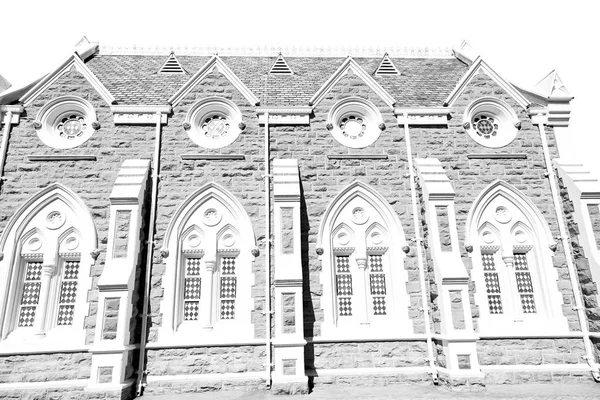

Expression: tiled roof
xmin=86 ymin=54 xmax=469 ymax=107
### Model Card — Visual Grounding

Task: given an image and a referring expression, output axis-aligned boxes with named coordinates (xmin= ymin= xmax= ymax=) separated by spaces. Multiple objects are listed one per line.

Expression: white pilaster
xmin=87 ymin=159 xmax=150 ymax=392
xmin=271 ymin=159 xmax=307 ymax=390
xmin=415 ymin=158 xmax=483 ymax=380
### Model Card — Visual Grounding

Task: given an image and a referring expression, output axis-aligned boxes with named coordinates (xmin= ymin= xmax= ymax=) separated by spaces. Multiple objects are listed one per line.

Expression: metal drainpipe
xmin=536 ymin=117 xmax=600 ymax=381
xmin=0 ymin=111 xmax=14 ymax=189
xmin=137 ymin=112 xmax=163 ymax=396
xmin=401 ymin=114 xmax=438 ymax=383
xmin=264 ymin=112 xmax=272 ymax=387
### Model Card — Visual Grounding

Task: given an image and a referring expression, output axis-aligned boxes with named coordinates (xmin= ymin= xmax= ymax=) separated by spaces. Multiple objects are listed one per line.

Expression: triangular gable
xmin=269 ymin=54 xmax=293 ymax=75
xmin=168 ymin=55 xmax=259 ymax=107
xmin=159 ymin=52 xmax=186 ymax=74
xmin=309 ymin=57 xmax=395 ymax=108
xmin=374 ymin=53 xmax=399 ymax=75
xmin=444 ymin=57 xmax=530 ymax=110
xmin=536 ymin=70 xmax=572 ymax=99
xmin=20 ymin=53 xmax=115 ymax=107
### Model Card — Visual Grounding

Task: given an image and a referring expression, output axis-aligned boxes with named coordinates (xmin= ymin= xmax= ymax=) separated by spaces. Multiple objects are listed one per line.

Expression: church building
xmin=0 ymin=38 xmax=599 ymax=398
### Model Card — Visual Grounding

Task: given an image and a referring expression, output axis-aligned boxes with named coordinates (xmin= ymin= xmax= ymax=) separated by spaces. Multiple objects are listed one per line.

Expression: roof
xmin=86 ymin=54 xmax=469 ymax=107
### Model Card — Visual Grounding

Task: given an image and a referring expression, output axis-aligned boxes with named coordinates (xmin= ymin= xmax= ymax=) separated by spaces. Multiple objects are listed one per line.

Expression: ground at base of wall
xmin=0 ymin=386 xmax=132 ymax=400
xmin=141 ymin=383 xmax=599 ymax=400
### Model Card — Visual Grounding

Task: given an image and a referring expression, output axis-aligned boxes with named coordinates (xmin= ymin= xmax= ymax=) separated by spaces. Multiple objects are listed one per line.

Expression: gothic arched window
xmin=466 ymin=181 xmax=568 ymax=335
xmin=316 ymin=182 xmax=411 ymax=339
xmin=158 ymin=183 xmax=256 ymax=345
xmin=0 ymin=184 xmax=97 ymax=351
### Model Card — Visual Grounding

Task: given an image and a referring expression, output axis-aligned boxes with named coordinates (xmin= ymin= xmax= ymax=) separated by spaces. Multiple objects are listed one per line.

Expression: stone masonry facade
xmin=0 ymin=40 xmax=599 ymax=398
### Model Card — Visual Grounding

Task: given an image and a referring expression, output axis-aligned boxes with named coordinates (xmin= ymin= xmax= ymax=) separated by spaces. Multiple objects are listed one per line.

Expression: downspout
xmin=535 ymin=115 xmax=600 ymax=381
xmin=401 ymin=113 xmax=438 ymax=383
xmin=137 ymin=112 xmax=163 ymax=396
xmin=0 ymin=111 xmax=14 ymax=190
xmin=264 ymin=112 xmax=272 ymax=387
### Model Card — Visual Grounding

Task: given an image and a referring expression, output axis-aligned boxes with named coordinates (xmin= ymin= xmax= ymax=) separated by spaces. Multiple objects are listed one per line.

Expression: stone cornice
xmin=110 ymin=105 xmax=172 ymax=113
xmin=256 ymin=107 xmax=312 ymax=115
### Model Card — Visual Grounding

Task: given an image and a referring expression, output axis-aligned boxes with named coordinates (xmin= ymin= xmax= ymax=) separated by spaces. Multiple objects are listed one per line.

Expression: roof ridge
xmin=100 ymin=44 xmax=454 ymax=58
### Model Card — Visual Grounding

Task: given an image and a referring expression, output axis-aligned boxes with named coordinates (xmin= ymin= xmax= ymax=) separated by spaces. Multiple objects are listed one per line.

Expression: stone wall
xmin=0 ymin=352 xmax=91 ymax=383
xmin=147 ymin=346 xmax=266 ymax=376
xmin=477 ymin=338 xmax=585 ymax=366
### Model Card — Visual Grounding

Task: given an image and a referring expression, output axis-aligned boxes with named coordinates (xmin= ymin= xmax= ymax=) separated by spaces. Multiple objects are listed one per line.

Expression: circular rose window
xmin=463 ymin=97 xmax=519 ymax=148
xmin=34 ymin=96 xmax=98 ymax=149
xmin=185 ymin=97 xmax=243 ymax=149
xmin=327 ymin=97 xmax=383 ymax=149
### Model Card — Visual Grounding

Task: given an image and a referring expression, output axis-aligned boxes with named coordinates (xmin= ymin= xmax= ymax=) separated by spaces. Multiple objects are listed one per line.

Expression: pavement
xmin=142 ymin=383 xmax=600 ymax=399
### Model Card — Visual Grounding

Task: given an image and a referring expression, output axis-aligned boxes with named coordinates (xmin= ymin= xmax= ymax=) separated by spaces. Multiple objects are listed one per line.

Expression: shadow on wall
xmin=300 ymin=180 xmax=316 ymax=390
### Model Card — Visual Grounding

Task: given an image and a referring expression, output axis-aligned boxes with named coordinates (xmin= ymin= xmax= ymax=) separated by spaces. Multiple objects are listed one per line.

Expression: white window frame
xmin=158 ymin=183 xmax=257 ymax=346
xmin=463 ymin=97 xmax=519 ymax=148
xmin=34 ymin=95 xmax=99 ymax=149
xmin=316 ymin=181 xmax=412 ymax=340
xmin=467 ymin=181 xmax=569 ymax=336
xmin=184 ymin=97 xmax=244 ymax=149
xmin=0 ymin=184 xmax=97 ymax=353
xmin=327 ymin=97 xmax=384 ymax=149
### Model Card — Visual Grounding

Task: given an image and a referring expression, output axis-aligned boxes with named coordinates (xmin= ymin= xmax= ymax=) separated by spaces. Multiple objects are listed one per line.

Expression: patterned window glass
xmin=18 ymin=261 xmax=43 ymax=327
xmin=482 ymin=252 xmax=503 ymax=314
xmin=335 ymin=255 xmax=352 ymax=316
xmin=220 ymin=257 xmax=237 ymax=320
xmin=368 ymin=254 xmax=386 ymax=315
xmin=514 ymin=252 xmax=536 ymax=314
xmin=57 ymin=261 xmax=79 ymax=325
xmin=183 ymin=258 xmax=202 ymax=321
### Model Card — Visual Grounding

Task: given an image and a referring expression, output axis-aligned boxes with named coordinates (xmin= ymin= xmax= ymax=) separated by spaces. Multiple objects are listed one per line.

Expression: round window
xmin=185 ymin=97 xmax=243 ymax=149
xmin=34 ymin=96 xmax=98 ymax=149
xmin=463 ymin=98 xmax=519 ymax=148
xmin=327 ymin=97 xmax=383 ymax=149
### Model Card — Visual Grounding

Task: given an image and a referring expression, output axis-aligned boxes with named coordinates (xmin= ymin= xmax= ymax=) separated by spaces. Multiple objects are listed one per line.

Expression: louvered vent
xmin=269 ymin=54 xmax=293 ymax=75
xmin=159 ymin=52 xmax=185 ymax=74
xmin=375 ymin=54 xmax=399 ymax=75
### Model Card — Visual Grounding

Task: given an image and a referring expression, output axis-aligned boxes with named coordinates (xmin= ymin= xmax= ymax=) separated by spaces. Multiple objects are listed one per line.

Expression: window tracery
xmin=317 ymin=182 xmax=411 ymax=339
xmin=467 ymin=181 xmax=568 ymax=335
xmin=159 ymin=183 xmax=256 ymax=344
xmin=463 ymin=97 xmax=519 ymax=148
xmin=184 ymin=97 xmax=244 ymax=149
xmin=327 ymin=97 xmax=384 ymax=149
xmin=0 ymin=184 xmax=96 ymax=349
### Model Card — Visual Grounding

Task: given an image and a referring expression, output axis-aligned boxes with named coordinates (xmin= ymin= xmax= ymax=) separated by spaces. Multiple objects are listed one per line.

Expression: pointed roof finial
xmin=535 ymin=70 xmax=572 ymax=99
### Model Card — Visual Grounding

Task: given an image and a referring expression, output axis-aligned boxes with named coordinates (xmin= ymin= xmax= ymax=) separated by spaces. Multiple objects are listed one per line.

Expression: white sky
xmin=0 ymin=0 xmax=598 ymax=173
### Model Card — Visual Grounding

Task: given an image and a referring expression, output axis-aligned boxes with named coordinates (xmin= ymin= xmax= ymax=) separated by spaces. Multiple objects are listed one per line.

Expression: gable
xmin=20 ymin=54 xmax=115 ymax=107
xmin=309 ymin=57 xmax=395 ymax=109
xmin=168 ymin=56 xmax=259 ymax=107
xmin=444 ymin=57 xmax=529 ymax=110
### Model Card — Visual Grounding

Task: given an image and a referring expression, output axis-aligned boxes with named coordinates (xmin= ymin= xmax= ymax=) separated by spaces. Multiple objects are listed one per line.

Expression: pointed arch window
xmin=467 ymin=181 xmax=568 ymax=335
xmin=0 ymin=185 xmax=96 ymax=350
xmin=159 ymin=184 xmax=256 ymax=345
xmin=317 ymin=182 xmax=411 ymax=339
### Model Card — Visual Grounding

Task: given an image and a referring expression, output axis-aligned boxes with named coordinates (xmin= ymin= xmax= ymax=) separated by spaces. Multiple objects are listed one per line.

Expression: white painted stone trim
xmin=158 ymin=182 xmax=256 ymax=345
xmin=444 ymin=57 xmax=530 ymax=110
xmin=146 ymin=371 xmax=267 ymax=382
xmin=168 ymin=55 xmax=259 ymax=107
xmin=21 ymin=53 xmax=115 ymax=107
xmin=466 ymin=180 xmax=569 ymax=336
xmin=555 ymin=160 xmax=600 ymax=312
xmin=462 ymin=97 xmax=520 ymax=148
xmin=309 ymin=57 xmax=395 ymax=108
xmin=0 ymin=379 xmax=88 ymax=390
xmin=316 ymin=181 xmax=411 ymax=339
xmin=184 ymin=97 xmax=243 ymax=149
xmin=327 ymin=97 xmax=384 ymax=149
xmin=0 ymin=105 xmax=23 ymax=125
xmin=0 ymin=183 xmax=97 ymax=345
xmin=111 ymin=105 xmax=171 ymax=125
xmin=34 ymin=95 xmax=98 ymax=149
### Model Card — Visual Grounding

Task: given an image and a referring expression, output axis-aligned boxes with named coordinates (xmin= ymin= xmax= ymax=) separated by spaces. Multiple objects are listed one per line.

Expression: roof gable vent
xmin=375 ymin=54 xmax=399 ymax=75
xmin=159 ymin=52 xmax=186 ymax=74
xmin=269 ymin=54 xmax=293 ymax=75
